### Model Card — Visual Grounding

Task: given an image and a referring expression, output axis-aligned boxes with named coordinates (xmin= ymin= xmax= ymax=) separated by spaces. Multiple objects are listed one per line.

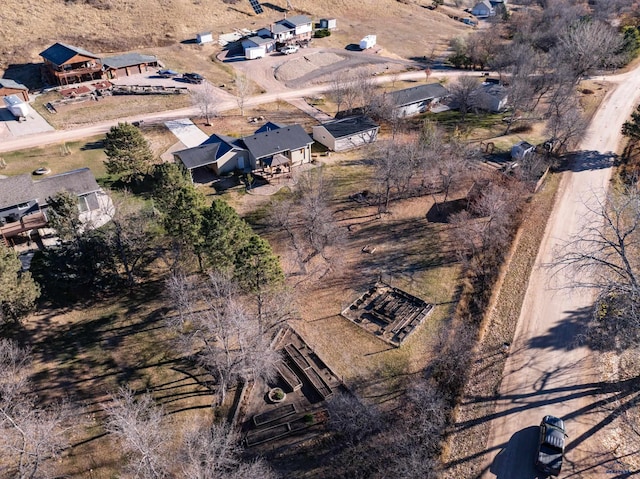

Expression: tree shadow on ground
xmin=526 ymin=305 xmax=591 ymax=352
xmin=425 ymin=198 xmax=467 ymax=223
xmin=558 ymin=150 xmax=616 ymax=173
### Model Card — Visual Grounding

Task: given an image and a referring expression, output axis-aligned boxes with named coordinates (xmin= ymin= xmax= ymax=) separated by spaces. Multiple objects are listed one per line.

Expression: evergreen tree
xmin=46 ymin=191 xmax=82 ymax=242
xmin=199 ymin=199 xmax=252 ymax=272
xmin=104 ymin=122 xmax=154 ymax=184
xmin=0 ymin=244 xmax=40 ymax=324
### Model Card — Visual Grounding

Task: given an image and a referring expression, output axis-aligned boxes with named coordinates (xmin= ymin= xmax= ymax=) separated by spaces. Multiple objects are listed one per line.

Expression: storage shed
xmin=360 ymin=35 xmax=376 ymax=50
xmin=102 ymin=53 xmax=159 ymax=79
xmin=0 ymin=79 xmax=29 ymax=102
xmin=196 ymin=32 xmax=214 ymax=44
xmin=320 ymin=18 xmax=337 ymax=29
xmin=312 ymin=116 xmax=379 ymax=151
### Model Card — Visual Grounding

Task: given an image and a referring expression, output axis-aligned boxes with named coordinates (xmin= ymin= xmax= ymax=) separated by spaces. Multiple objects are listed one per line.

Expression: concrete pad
xmin=164 ymin=118 xmax=208 ymax=148
xmin=0 ymin=105 xmax=54 ymax=137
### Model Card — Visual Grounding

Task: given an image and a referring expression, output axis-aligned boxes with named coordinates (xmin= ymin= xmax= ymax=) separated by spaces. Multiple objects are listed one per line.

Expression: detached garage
xmin=0 ymin=79 xmax=29 ymax=102
xmin=313 ymin=116 xmax=379 ymax=152
xmin=102 ymin=53 xmax=159 ymax=79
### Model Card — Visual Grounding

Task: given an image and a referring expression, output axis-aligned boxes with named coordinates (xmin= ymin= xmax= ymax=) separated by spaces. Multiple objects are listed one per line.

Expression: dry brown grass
xmin=0 ymin=0 xmax=469 ymax=78
xmin=32 ymin=91 xmax=191 ymax=129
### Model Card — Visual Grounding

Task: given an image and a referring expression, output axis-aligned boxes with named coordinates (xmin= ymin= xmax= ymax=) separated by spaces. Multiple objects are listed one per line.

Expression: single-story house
xmin=102 ymin=53 xmax=159 ymax=79
xmin=259 ymin=15 xmax=313 ymax=43
xmin=471 ymin=0 xmax=495 ymax=17
xmin=0 ymin=168 xmax=112 ymax=245
xmin=40 ymin=42 xmax=103 ymax=86
xmin=472 ymin=82 xmax=509 ymax=112
xmin=511 ymin=141 xmax=536 ymax=161
xmin=387 ymin=83 xmax=449 ymax=118
xmin=0 ymin=79 xmax=29 ymax=102
xmin=312 ymin=116 xmax=379 ymax=151
xmin=174 ymin=123 xmax=314 ymax=179
xmin=174 ymin=134 xmax=249 ymax=176
xmin=243 ymin=124 xmax=314 ymax=169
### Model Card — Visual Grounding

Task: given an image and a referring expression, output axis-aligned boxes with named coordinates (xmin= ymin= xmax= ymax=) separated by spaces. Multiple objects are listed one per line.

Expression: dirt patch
xmin=274 ymin=52 xmax=345 ymax=82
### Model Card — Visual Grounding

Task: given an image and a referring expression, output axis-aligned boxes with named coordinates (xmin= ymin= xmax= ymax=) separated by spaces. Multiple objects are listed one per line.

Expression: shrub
xmin=314 ymin=29 xmax=331 ymax=38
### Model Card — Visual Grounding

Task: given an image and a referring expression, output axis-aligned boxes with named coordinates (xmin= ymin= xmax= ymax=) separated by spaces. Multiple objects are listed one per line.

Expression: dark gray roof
xmin=321 ymin=116 xmax=379 ymax=139
xmin=102 ymin=53 xmax=158 ymax=69
xmin=241 ymin=124 xmax=313 ymax=159
xmin=39 ymin=42 xmax=100 ymax=65
xmin=271 ymin=23 xmax=292 ymax=34
xmin=0 ymin=174 xmax=34 ymax=209
xmin=174 ymin=144 xmax=222 ymax=170
xmin=243 ymin=36 xmax=275 ymax=46
xmin=0 ymin=79 xmax=28 ymax=91
xmin=0 ymin=168 xmax=100 ymax=209
xmin=254 ymin=121 xmax=286 ymax=134
xmin=388 ymin=83 xmax=448 ymax=107
xmin=35 ymin=168 xmax=101 ymax=205
xmin=479 ymin=82 xmax=508 ymax=100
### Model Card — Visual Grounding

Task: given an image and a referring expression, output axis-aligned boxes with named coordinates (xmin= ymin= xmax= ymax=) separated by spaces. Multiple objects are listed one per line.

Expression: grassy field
xmin=0 ymin=136 xmax=108 ymax=178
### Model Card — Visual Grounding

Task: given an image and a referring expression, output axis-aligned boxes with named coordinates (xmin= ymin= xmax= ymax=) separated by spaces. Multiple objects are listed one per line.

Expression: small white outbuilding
xmin=196 ymin=32 xmax=214 ymax=44
xmin=359 ymin=35 xmax=376 ymax=50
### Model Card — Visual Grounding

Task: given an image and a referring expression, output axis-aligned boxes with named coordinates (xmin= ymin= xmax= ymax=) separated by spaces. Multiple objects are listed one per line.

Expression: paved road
xmin=480 ymin=65 xmax=640 ymax=478
xmin=0 ymin=65 xmax=475 ymax=154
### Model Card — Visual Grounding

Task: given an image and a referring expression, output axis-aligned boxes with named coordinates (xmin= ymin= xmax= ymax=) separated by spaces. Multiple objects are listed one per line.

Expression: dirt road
xmin=480 ymin=67 xmax=640 ymax=478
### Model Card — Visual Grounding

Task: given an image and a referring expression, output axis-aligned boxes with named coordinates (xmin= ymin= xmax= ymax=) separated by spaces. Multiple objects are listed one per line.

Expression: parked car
xmin=157 ymin=69 xmax=179 ymax=78
xmin=280 ymin=45 xmax=299 ymax=55
xmin=535 ymin=415 xmax=566 ymax=477
xmin=182 ymin=72 xmax=204 ymax=84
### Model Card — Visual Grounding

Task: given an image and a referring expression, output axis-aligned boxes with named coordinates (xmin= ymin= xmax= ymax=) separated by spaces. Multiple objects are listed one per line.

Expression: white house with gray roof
xmin=0 ymin=168 xmax=112 ymax=245
xmin=312 ymin=116 xmax=379 ymax=151
xmin=387 ymin=83 xmax=449 ymax=118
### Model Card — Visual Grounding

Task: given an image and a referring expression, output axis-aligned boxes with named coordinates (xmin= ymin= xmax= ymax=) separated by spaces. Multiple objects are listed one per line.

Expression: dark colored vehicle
xmin=182 ymin=72 xmax=204 ymax=84
xmin=535 ymin=415 xmax=566 ymax=476
xmin=157 ymin=69 xmax=179 ymax=78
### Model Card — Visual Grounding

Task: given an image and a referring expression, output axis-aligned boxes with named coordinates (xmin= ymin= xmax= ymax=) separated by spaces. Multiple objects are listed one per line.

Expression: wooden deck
xmin=1 ymin=212 xmax=47 ymax=241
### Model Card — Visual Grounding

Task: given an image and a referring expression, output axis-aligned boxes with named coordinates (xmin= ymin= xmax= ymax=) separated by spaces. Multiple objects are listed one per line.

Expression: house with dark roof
xmin=174 ymin=123 xmax=313 ymax=180
xmin=312 ymin=116 xmax=379 ymax=151
xmin=0 ymin=79 xmax=29 ymax=102
xmin=102 ymin=53 xmax=159 ymax=79
xmin=387 ymin=83 xmax=449 ymax=118
xmin=0 ymin=168 xmax=112 ymax=245
xmin=40 ymin=42 xmax=103 ymax=86
xmin=471 ymin=0 xmax=495 ymax=17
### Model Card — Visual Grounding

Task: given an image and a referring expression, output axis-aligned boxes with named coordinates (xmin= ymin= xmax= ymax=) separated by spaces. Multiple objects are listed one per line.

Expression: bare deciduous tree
xmin=191 ymin=81 xmax=218 ymax=125
xmin=553 ymin=185 xmax=640 ymax=349
xmin=450 ymin=76 xmax=481 ymax=121
xmin=166 ymin=272 xmax=280 ymax=406
xmin=103 ymin=387 xmax=169 ymax=479
xmin=0 ymin=340 xmax=75 ymax=479
xmin=234 ymin=73 xmax=252 ymax=116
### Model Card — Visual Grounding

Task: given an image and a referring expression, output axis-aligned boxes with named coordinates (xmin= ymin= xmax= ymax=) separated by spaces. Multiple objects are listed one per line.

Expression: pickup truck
xmin=535 ymin=415 xmax=566 ymax=477
xmin=280 ymin=45 xmax=299 ymax=55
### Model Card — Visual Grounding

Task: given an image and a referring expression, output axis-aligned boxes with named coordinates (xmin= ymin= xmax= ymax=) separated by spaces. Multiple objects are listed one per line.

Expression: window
xmin=78 ymin=196 xmax=89 ymax=213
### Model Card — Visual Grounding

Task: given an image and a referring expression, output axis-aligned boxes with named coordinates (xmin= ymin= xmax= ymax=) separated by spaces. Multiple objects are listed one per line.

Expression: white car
xmin=280 ymin=45 xmax=299 ymax=55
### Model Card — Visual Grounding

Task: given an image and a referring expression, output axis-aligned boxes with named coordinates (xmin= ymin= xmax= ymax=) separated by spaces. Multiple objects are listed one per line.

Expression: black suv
xmin=182 ymin=72 xmax=204 ymax=84
xmin=535 ymin=415 xmax=566 ymax=476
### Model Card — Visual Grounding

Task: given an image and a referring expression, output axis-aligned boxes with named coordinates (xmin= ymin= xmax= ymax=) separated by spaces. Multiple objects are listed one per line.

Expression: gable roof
xmin=271 ymin=22 xmax=293 ymax=34
xmin=254 ymin=121 xmax=286 ymax=134
xmin=174 ymin=143 xmax=223 ymax=170
xmin=0 ymin=168 xmax=100 ymax=210
xmin=0 ymin=174 xmax=35 ymax=210
xmin=479 ymin=82 xmax=508 ymax=100
xmin=35 ymin=168 xmax=101 ymax=205
xmin=0 ymin=79 xmax=28 ymax=91
xmin=321 ymin=116 xmax=379 ymax=139
xmin=388 ymin=83 xmax=449 ymax=107
xmin=102 ymin=53 xmax=158 ymax=69
xmin=241 ymin=124 xmax=313 ymax=159
xmin=39 ymin=42 xmax=100 ymax=65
